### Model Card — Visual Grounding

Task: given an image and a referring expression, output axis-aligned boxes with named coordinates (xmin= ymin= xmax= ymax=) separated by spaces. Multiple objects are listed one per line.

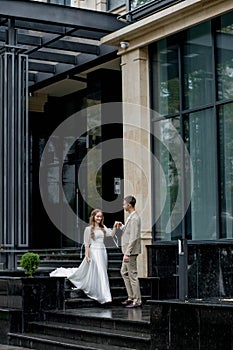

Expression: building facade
xmin=0 ymin=0 xmax=126 ymax=268
xmin=1 ymin=0 xmax=233 ymax=300
xmin=103 ymin=0 xmax=233 ymax=298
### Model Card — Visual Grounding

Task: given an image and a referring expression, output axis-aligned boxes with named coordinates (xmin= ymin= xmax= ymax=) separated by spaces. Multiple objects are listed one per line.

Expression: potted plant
xmin=20 ymin=252 xmax=40 ymax=277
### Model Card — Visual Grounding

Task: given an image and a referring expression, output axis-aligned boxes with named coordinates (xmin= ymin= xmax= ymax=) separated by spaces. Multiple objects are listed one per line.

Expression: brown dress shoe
xmin=121 ymin=299 xmax=133 ymax=305
xmin=126 ymin=302 xmax=142 ymax=308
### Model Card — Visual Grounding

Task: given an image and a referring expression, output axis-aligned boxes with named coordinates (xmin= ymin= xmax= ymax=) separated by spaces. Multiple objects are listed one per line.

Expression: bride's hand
xmin=86 ymin=256 xmax=91 ymax=264
xmin=114 ymin=221 xmax=122 ymax=228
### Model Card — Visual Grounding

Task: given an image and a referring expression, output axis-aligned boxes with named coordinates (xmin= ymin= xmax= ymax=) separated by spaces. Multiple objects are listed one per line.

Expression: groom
xmin=115 ymin=195 xmax=142 ymax=308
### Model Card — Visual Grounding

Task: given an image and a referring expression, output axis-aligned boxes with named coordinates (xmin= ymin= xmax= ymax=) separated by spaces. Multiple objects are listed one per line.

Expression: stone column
xmin=95 ymin=0 xmax=107 ymax=11
xmin=121 ymin=47 xmax=152 ymax=277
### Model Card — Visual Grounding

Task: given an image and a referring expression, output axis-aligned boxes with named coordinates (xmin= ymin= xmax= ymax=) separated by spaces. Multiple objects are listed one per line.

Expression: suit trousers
xmin=120 ymin=254 xmax=141 ymax=303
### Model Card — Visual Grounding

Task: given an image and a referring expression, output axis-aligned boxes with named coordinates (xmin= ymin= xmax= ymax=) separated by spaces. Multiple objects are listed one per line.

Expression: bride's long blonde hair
xmin=89 ymin=209 xmax=106 ymax=240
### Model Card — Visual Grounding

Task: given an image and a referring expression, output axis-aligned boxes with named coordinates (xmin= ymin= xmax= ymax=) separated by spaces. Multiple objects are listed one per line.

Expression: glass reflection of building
xmin=149 ymin=11 xmax=233 ymax=299
xmin=150 ymin=12 xmax=233 ymax=242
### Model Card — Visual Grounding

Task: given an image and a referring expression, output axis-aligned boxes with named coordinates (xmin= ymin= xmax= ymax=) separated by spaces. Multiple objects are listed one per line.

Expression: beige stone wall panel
xmin=121 ymin=48 xmax=152 ymax=277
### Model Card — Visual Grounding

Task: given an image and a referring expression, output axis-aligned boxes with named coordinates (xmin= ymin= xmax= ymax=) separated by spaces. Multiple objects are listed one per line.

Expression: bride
xmin=50 ymin=209 xmax=117 ymax=304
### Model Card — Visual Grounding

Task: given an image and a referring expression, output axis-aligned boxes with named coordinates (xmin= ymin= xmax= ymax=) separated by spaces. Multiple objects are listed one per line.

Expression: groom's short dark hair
xmin=124 ymin=195 xmax=136 ymax=208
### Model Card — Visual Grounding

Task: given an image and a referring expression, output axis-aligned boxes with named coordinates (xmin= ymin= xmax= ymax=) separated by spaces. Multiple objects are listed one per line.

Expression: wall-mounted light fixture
xmin=120 ymin=41 xmax=129 ymax=50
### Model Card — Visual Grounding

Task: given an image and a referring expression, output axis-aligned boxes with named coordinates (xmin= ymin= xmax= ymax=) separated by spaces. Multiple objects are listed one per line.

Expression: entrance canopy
xmin=0 ymin=0 xmax=126 ymax=91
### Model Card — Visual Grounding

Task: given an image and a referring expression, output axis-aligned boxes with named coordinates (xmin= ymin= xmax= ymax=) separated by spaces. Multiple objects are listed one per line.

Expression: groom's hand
xmin=114 ymin=221 xmax=122 ymax=228
xmin=123 ymin=254 xmax=129 ymax=262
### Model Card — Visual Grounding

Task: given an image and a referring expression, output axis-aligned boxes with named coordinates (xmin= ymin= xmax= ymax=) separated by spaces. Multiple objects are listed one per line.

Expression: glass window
xmin=184 ymin=109 xmax=218 ymax=240
xmin=107 ymin=0 xmax=125 ymax=11
xmin=183 ymin=22 xmax=213 ymax=110
xmin=49 ymin=0 xmax=71 ymax=4
xmin=130 ymin=0 xmax=152 ymax=10
xmin=151 ymin=12 xmax=233 ymax=242
xmin=35 ymin=0 xmax=71 ymax=4
xmin=216 ymin=12 xmax=233 ymax=101
xmin=219 ymin=103 xmax=233 ymax=239
xmin=151 ymin=39 xmax=180 ymax=116
xmin=152 ymin=117 xmax=182 ymax=241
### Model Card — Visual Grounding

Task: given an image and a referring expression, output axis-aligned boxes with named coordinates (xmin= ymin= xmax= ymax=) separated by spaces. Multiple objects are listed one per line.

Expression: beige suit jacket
xmin=121 ymin=211 xmax=141 ymax=256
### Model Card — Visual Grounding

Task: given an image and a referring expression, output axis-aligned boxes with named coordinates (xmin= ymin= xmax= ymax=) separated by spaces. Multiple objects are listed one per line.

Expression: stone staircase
xmin=16 ymin=246 xmax=156 ymax=306
xmin=8 ymin=305 xmax=152 ymax=350
xmin=6 ymin=247 xmax=157 ymax=350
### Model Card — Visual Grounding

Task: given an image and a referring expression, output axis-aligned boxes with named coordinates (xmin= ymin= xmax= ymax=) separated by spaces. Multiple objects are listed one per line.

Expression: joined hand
xmin=114 ymin=221 xmax=123 ymax=228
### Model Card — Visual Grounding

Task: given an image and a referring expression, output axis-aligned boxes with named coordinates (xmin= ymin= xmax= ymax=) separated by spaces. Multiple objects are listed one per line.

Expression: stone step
xmin=64 ymin=277 xmax=157 ymax=302
xmin=16 ymin=247 xmax=122 ymax=257
xmin=65 ymin=286 xmax=126 ymax=299
xmin=109 ymin=276 xmax=125 ymax=286
xmin=64 ymin=290 xmax=151 ymax=308
xmin=16 ymin=266 xmax=122 ymax=277
xmin=106 ymin=286 xmax=126 ymax=296
xmin=34 ymin=259 xmax=122 ymax=269
xmin=64 ymin=295 xmax=151 ymax=308
xmin=65 ymin=277 xmax=124 ymax=289
xmin=28 ymin=320 xmax=151 ymax=350
xmin=16 ymin=248 xmax=123 ymax=270
xmin=45 ymin=307 xmax=151 ymax=334
xmin=108 ymin=268 xmax=121 ymax=277
xmin=106 ymin=252 xmax=123 ymax=260
xmin=8 ymin=332 xmax=139 ymax=350
xmin=17 ymin=251 xmax=123 ymax=262
xmin=64 ymin=298 xmax=100 ymax=308
xmin=65 ymin=287 xmax=126 ymax=300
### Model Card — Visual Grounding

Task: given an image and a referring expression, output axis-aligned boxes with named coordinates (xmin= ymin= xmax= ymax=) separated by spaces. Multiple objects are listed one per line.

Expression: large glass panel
xmin=130 ymin=0 xmax=152 ymax=9
xmin=32 ymin=0 xmax=71 ymax=4
xmin=183 ymin=21 xmax=213 ymax=110
xmin=86 ymin=101 xmax=102 ymax=213
xmin=151 ymin=39 xmax=180 ymax=116
xmin=219 ymin=103 xmax=233 ymax=239
xmin=184 ymin=109 xmax=218 ymax=240
xmin=107 ymin=0 xmax=125 ymax=10
xmin=152 ymin=117 xmax=182 ymax=241
xmin=216 ymin=12 xmax=233 ymax=101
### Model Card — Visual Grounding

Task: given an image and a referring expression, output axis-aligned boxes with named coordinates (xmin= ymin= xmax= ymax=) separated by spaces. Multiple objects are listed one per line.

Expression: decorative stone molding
xmin=102 ymin=0 xmax=233 ymax=53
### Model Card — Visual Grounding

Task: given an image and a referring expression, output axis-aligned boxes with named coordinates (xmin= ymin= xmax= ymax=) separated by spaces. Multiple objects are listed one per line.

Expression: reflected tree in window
xmin=219 ymin=103 xmax=233 ymax=238
xmin=183 ymin=22 xmax=213 ymax=109
xmin=217 ymin=20 xmax=233 ymax=101
xmin=131 ymin=0 xmax=152 ymax=9
xmin=153 ymin=118 xmax=182 ymax=240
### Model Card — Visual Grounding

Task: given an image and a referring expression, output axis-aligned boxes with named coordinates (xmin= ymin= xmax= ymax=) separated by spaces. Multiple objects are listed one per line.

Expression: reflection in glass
xmin=183 ymin=21 xmax=213 ymax=109
xmin=86 ymin=98 xmax=102 ymax=213
xmin=107 ymin=0 xmax=125 ymax=10
xmin=185 ymin=109 xmax=217 ymax=240
xmin=219 ymin=103 xmax=233 ymax=239
xmin=32 ymin=0 xmax=71 ymax=5
xmin=216 ymin=12 xmax=233 ymax=101
xmin=153 ymin=118 xmax=182 ymax=241
xmin=151 ymin=39 xmax=179 ymax=116
xmin=131 ymin=0 xmax=152 ymax=9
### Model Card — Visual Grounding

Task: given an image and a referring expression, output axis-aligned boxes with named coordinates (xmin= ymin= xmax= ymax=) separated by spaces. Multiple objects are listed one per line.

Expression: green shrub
xmin=20 ymin=252 xmax=40 ymax=277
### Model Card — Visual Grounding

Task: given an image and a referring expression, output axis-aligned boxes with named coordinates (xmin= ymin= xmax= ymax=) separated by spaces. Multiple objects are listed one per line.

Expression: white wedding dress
xmin=50 ymin=226 xmax=112 ymax=304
